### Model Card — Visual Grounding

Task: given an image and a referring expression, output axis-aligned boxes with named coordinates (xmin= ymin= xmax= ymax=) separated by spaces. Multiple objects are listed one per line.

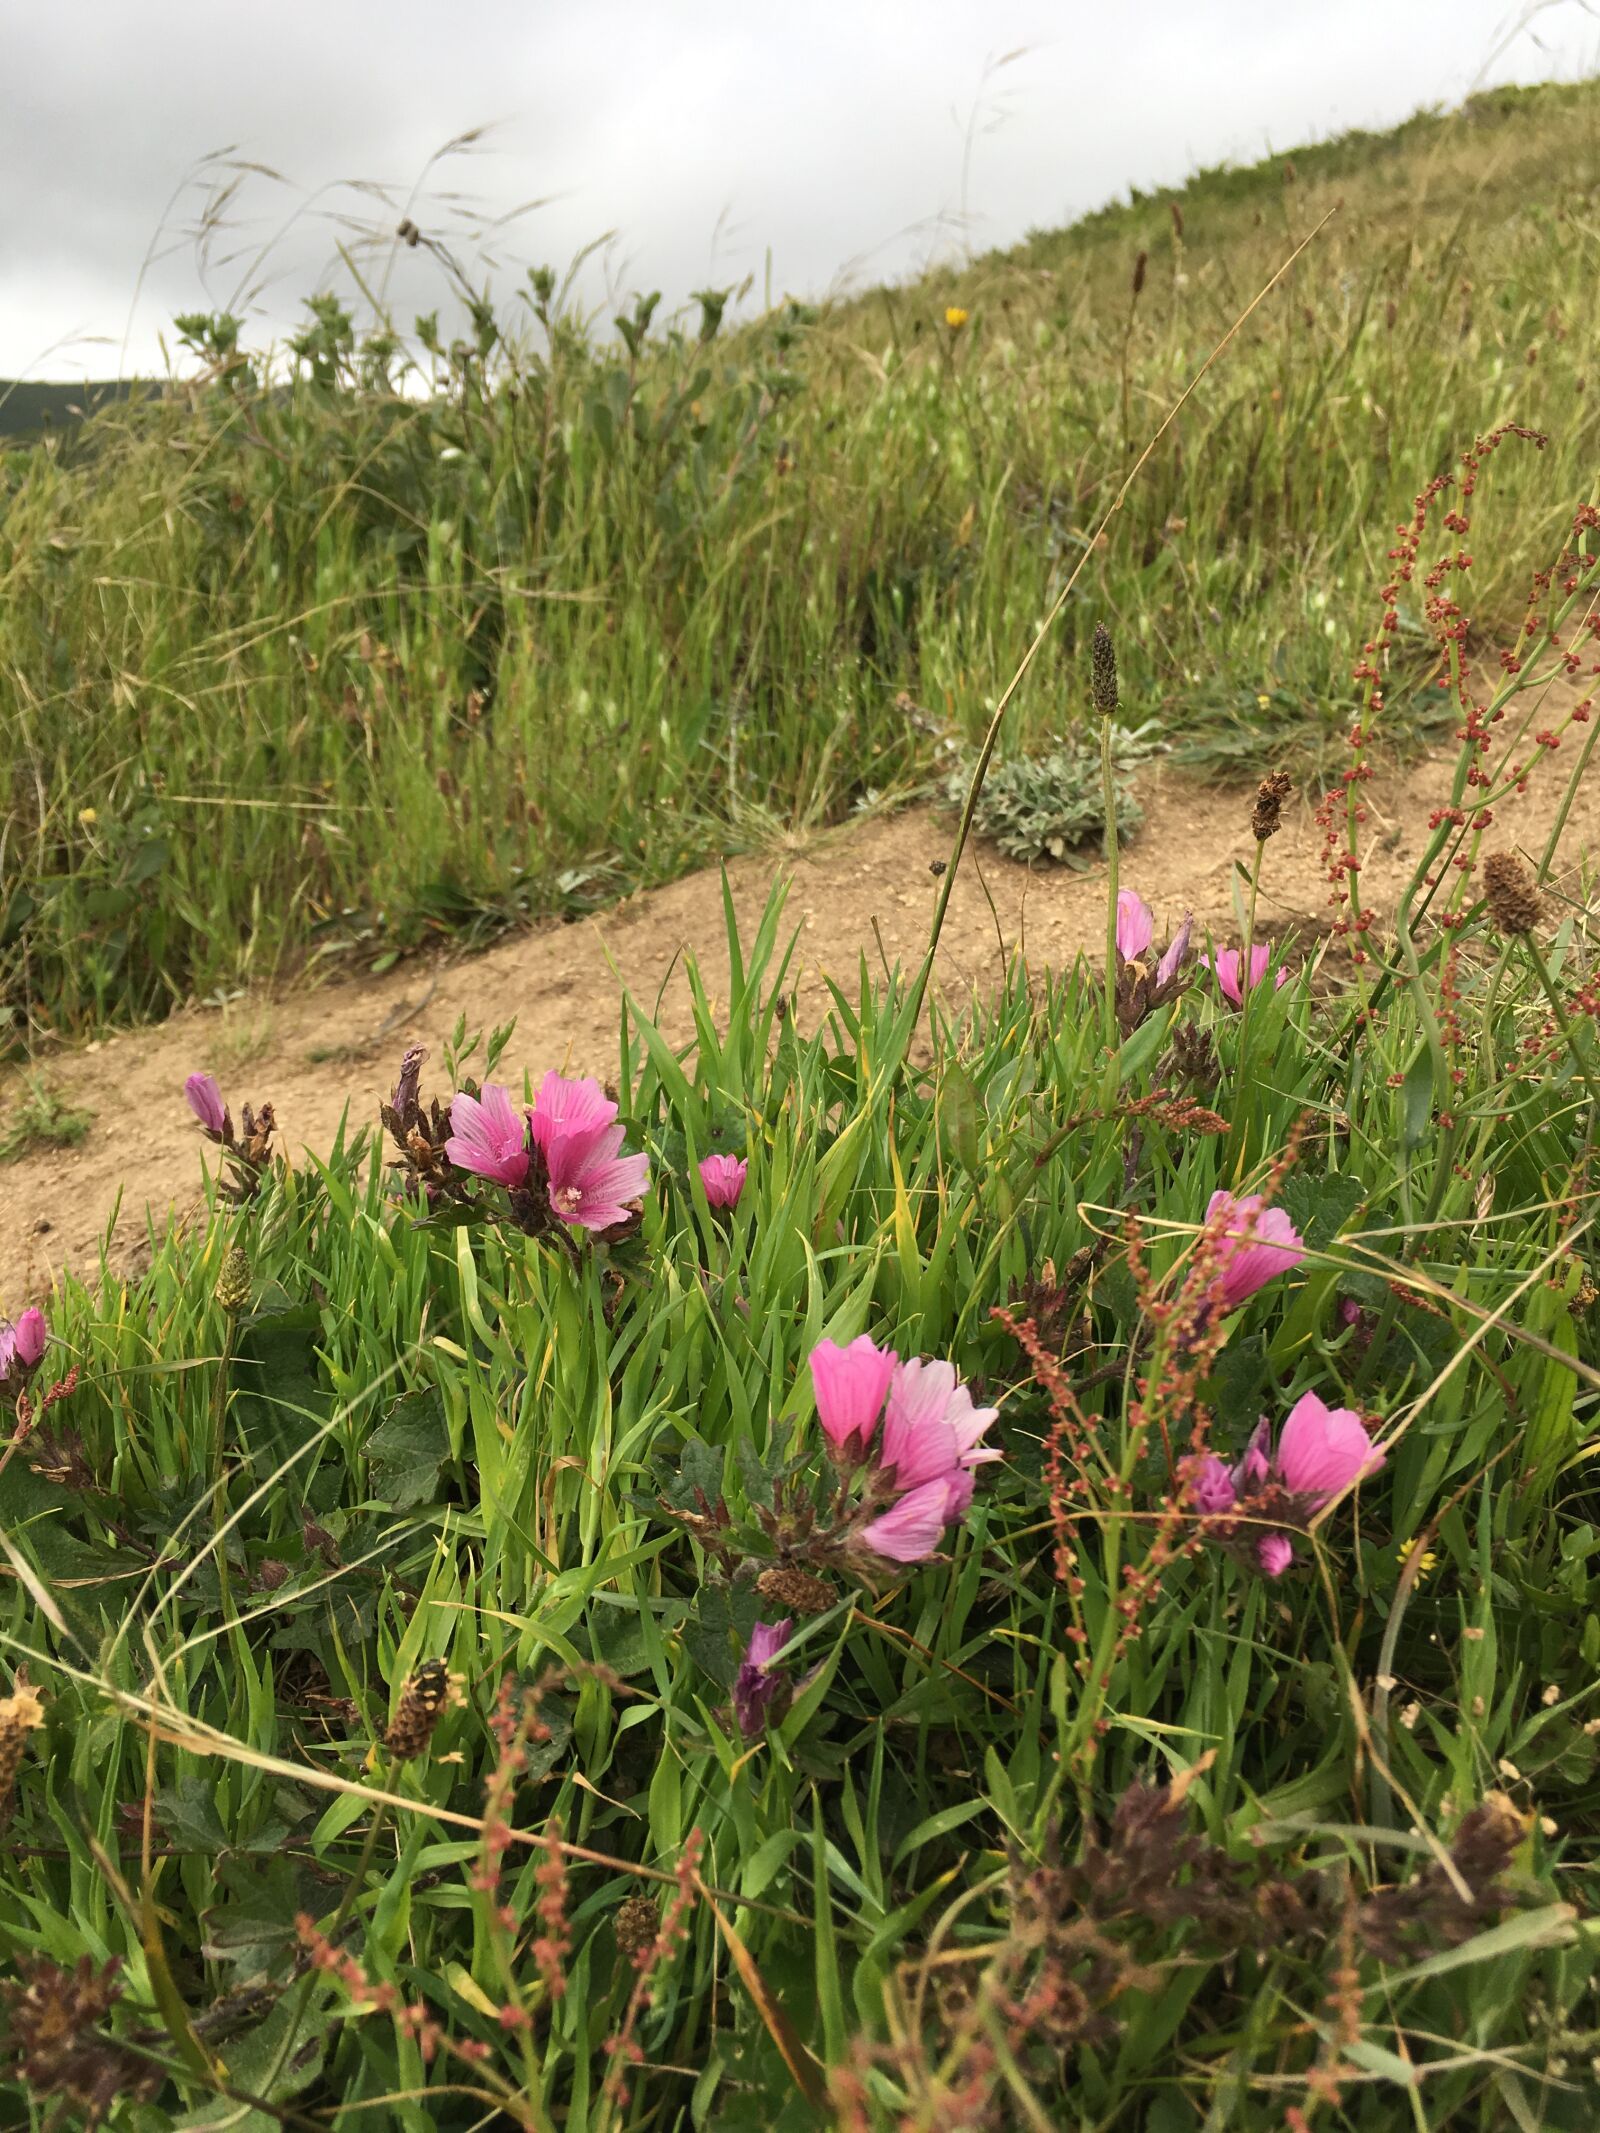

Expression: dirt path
xmin=4 ymin=741 xmax=1596 ymax=1304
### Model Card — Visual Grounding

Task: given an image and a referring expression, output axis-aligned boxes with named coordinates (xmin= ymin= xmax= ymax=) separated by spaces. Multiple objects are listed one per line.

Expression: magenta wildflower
xmin=732 ymin=1619 xmax=794 ymax=1735
xmin=1115 ymin=891 xmax=1154 ymax=962
xmin=0 ymin=1307 xmax=48 ymax=1384
xmin=446 ymin=1083 xmax=531 ymax=1187
xmin=698 ymin=1154 xmax=748 ymax=1209
xmin=1257 ymin=1534 xmax=1295 ymax=1578
xmin=1202 ymin=943 xmax=1289 ymax=1007
xmin=184 ymin=1072 xmax=228 ymax=1138
xmin=861 ymin=1471 xmax=975 ymax=1563
xmin=527 ymin=1072 xmax=649 ymax=1232
xmin=1187 ymin=1454 xmax=1238 ymax=1514
xmin=1275 ymin=1391 xmax=1385 ymax=1502
xmin=1207 ymin=1190 xmax=1306 ymax=1309
xmin=878 ymin=1358 xmax=1000 ymax=1493
xmin=810 ymin=1336 xmax=898 ymax=1460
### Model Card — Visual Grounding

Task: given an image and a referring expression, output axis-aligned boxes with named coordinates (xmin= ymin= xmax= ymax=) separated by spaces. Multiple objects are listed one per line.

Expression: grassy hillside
xmin=4 ymin=78 xmax=1600 ymax=1036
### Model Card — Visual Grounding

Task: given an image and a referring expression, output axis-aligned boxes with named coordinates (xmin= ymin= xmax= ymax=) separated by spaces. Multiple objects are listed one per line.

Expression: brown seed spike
xmin=1090 ymin=623 xmax=1119 ymax=717
xmin=383 ymin=1659 xmax=453 ymax=1762
xmin=1251 ymin=769 xmax=1294 ymax=842
xmin=1482 ymin=852 xmax=1543 ymax=937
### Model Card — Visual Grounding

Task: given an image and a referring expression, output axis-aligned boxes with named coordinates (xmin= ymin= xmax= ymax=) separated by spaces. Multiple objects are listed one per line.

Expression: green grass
xmin=3 ymin=513 xmax=1600 ymax=2124
xmin=4 ymin=80 xmax=1600 ymax=1037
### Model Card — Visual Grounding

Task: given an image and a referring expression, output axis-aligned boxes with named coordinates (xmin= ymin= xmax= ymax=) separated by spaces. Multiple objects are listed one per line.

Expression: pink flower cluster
xmin=446 ymin=1073 xmax=649 ymax=1233
xmin=811 ymin=1336 xmax=1000 ymax=1562
xmin=1201 ymin=943 xmax=1290 ymax=1007
xmin=1189 ymin=1391 xmax=1385 ymax=1575
xmin=0 ymin=1307 xmax=47 ymax=1386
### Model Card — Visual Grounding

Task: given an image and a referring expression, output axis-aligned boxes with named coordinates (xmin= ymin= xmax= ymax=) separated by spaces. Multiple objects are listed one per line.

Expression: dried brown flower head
xmin=1164 ymin=1020 xmax=1220 ymax=1091
xmin=0 ymin=1672 xmax=45 ymax=1828
xmin=1 ymin=1956 xmax=159 ymax=2126
xmin=1482 ymin=852 xmax=1543 ymax=937
xmin=383 ymin=1658 xmax=457 ymax=1761
xmin=1251 ymin=769 xmax=1294 ymax=841
xmin=1091 ymin=623 xmax=1118 ymax=717
xmin=755 ymin=1565 xmax=837 ymax=1616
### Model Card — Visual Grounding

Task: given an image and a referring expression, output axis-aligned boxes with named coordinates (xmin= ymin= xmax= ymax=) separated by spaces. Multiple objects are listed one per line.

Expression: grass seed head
xmin=215 ymin=1245 xmax=252 ymax=1312
xmin=1090 ymin=623 xmax=1119 ymax=717
xmin=755 ymin=1564 xmax=836 ymax=1615
xmin=1251 ymin=768 xmax=1294 ymax=841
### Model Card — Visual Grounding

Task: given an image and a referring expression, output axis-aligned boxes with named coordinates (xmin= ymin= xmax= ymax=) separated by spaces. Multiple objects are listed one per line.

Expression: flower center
xmin=551 ymin=1184 xmax=584 ymax=1217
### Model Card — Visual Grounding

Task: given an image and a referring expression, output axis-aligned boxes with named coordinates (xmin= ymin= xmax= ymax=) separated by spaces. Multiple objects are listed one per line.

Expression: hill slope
xmin=3 ymin=78 xmax=1598 ymax=1036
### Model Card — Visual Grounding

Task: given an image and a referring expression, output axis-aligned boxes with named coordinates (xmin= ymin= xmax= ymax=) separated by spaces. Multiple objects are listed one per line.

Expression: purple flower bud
xmin=732 ymin=1619 xmax=794 ymax=1735
xmin=1155 ymin=912 xmax=1194 ymax=987
xmin=185 ymin=1072 xmax=228 ymax=1138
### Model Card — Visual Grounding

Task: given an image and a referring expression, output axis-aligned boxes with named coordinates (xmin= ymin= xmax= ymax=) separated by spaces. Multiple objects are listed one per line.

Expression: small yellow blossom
xmin=1256 ymin=693 xmax=1271 ymax=709
xmin=944 ymin=306 xmax=969 ymax=330
xmin=77 ymin=806 xmax=98 ymax=826
xmin=1398 ymin=1545 xmax=1439 ymax=1579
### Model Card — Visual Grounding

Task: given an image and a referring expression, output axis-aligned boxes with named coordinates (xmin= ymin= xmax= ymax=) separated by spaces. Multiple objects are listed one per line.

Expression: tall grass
xmin=3 ymin=80 xmax=1600 ymax=1036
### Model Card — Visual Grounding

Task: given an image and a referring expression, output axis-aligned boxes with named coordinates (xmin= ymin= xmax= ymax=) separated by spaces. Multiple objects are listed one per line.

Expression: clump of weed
xmin=946 ymin=720 xmax=1160 ymax=864
xmin=0 ymin=1073 xmax=92 ymax=1163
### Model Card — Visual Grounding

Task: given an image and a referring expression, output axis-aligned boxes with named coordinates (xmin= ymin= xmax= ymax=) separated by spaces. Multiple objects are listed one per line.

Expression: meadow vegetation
xmin=3 ymin=421 xmax=1600 ymax=2122
xmin=3 ymin=80 xmax=1600 ymax=1037
xmin=4 ymin=75 xmax=1600 ymax=2133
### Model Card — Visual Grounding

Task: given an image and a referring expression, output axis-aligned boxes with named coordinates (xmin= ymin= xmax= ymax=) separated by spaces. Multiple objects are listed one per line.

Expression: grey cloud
xmin=3 ymin=0 xmax=1597 ymax=374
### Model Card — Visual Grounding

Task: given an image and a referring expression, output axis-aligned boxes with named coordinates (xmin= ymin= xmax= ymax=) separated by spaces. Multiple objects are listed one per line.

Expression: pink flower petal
xmin=861 ymin=1475 xmax=966 ymax=1563
xmin=1115 ymin=890 xmax=1154 ymax=962
xmin=1257 ymin=1533 xmax=1295 ymax=1577
xmin=529 ymin=1072 xmax=618 ymax=1159
xmin=698 ymin=1154 xmax=748 ymax=1209
xmin=446 ymin=1084 xmax=531 ymax=1187
xmin=1275 ymin=1391 xmax=1384 ymax=1502
xmin=810 ymin=1336 xmax=897 ymax=1454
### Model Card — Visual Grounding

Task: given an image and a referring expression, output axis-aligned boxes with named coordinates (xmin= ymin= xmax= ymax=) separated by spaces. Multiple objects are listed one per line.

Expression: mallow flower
xmin=698 ymin=1154 xmax=748 ymax=1209
xmin=1187 ymin=1390 xmax=1384 ymax=1577
xmin=529 ymin=1072 xmax=650 ymax=1232
xmin=877 ymin=1357 xmax=1001 ymax=1493
xmin=446 ymin=1082 xmax=531 ymax=1187
xmin=1115 ymin=890 xmax=1155 ymax=963
xmin=0 ymin=1307 xmax=48 ymax=1384
xmin=1202 ymin=943 xmax=1289 ymax=1007
xmin=860 ymin=1470 xmax=976 ymax=1563
xmin=1206 ymin=1190 xmax=1306 ymax=1309
xmin=810 ymin=1336 xmax=899 ymax=1460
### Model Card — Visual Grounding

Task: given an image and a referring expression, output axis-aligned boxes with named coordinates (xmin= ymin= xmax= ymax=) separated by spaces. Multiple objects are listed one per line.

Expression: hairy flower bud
xmin=1482 ymin=851 xmax=1543 ymax=937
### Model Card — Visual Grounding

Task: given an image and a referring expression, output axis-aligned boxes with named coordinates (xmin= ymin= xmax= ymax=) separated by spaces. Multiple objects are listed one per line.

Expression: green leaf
xmin=364 ymin=1387 xmax=451 ymax=1508
xmin=937 ymin=1062 xmax=982 ymax=1172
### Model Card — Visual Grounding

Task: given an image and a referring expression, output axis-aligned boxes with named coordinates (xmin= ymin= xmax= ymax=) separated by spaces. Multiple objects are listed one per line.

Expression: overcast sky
xmin=5 ymin=1 xmax=1597 ymax=377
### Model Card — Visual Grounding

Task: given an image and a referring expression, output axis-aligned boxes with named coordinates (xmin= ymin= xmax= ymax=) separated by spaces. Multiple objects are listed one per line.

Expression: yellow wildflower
xmin=944 ymin=306 xmax=969 ymax=330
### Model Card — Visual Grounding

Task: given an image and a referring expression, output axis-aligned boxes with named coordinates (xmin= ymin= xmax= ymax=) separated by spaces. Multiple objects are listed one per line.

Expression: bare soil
xmin=4 ymin=743 xmax=1596 ymax=1305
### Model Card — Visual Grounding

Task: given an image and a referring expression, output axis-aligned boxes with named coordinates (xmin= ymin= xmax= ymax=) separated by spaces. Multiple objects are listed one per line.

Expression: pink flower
xmin=861 ymin=1472 xmax=975 ymax=1563
xmin=1187 ymin=1454 xmax=1238 ymax=1514
xmin=1274 ymin=1391 xmax=1385 ymax=1504
xmin=185 ymin=1072 xmax=228 ymax=1137
xmin=732 ymin=1619 xmax=794 ymax=1735
xmin=878 ymin=1358 xmax=1000 ymax=1492
xmin=446 ymin=1083 xmax=531 ymax=1187
xmin=698 ymin=1154 xmax=748 ymax=1209
xmin=13 ymin=1308 xmax=46 ymax=1370
xmin=529 ymin=1072 xmax=649 ymax=1232
xmin=1207 ymin=1190 xmax=1306 ymax=1309
xmin=1155 ymin=912 xmax=1194 ymax=987
xmin=1257 ymin=1534 xmax=1295 ymax=1577
xmin=1115 ymin=890 xmax=1154 ymax=962
xmin=810 ymin=1336 xmax=898 ymax=1458
xmin=1202 ymin=944 xmax=1289 ymax=1007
